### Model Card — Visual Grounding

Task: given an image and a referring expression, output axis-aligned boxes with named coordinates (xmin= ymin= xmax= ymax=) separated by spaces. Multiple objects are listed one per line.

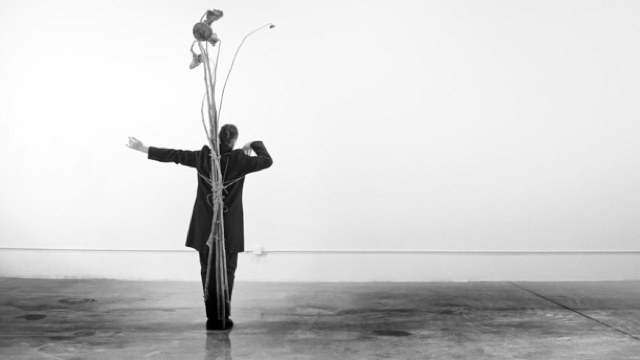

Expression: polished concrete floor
xmin=0 ymin=278 xmax=639 ymax=359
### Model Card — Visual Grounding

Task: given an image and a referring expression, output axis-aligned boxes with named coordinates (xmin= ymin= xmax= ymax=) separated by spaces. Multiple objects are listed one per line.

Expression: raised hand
xmin=242 ymin=142 xmax=253 ymax=156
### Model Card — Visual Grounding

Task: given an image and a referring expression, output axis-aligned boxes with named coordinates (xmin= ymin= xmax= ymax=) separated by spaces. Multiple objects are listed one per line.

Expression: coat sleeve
xmin=147 ymin=146 xmax=202 ymax=168
xmin=242 ymin=141 xmax=273 ymax=174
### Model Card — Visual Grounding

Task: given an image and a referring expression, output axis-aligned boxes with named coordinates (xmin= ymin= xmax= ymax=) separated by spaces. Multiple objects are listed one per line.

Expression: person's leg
xmin=200 ymin=248 xmax=235 ymax=330
xmin=199 ymin=249 xmax=218 ymax=320
xmin=225 ymin=252 xmax=239 ymax=315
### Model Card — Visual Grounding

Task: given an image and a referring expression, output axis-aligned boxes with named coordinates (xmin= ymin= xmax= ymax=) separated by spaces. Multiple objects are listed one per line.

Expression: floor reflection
xmin=204 ymin=332 xmax=232 ymax=360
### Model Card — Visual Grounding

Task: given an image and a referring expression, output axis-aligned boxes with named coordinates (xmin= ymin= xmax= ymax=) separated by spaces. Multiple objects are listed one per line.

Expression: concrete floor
xmin=0 ymin=279 xmax=639 ymax=359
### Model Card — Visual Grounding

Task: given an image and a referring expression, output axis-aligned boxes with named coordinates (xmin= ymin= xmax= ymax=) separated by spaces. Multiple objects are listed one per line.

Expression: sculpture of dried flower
xmin=190 ymin=9 xmax=274 ymax=327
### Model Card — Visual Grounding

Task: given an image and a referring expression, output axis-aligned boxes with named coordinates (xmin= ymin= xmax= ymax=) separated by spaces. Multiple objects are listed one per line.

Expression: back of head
xmin=219 ymin=124 xmax=239 ymax=148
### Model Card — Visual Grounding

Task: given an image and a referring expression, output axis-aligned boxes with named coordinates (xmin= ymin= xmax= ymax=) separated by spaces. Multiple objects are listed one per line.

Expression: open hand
xmin=126 ymin=136 xmax=148 ymax=153
xmin=242 ymin=142 xmax=253 ymax=156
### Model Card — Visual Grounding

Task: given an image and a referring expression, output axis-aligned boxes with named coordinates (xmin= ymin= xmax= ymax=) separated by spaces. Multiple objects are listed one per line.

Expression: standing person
xmin=126 ymin=124 xmax=273 ymax=330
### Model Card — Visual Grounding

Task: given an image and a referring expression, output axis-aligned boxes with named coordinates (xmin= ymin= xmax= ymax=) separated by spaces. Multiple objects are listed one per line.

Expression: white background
xmin=1 ymin=0 xmax=639 ymax=280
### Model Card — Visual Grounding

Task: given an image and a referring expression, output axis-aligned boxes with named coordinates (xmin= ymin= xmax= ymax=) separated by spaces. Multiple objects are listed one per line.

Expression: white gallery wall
xmin=1 ymin=0 xmax=639 ymax=281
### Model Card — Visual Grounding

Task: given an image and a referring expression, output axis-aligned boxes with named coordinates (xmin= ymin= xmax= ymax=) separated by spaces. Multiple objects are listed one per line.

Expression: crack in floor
xmin=508 ymin=282 xmax=640 ymax=342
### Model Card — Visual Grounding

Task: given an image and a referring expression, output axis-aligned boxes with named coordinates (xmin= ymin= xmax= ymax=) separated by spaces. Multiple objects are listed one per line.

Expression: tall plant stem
xmin=198 ymin=42 xmax=215 ymax=303
xmin=198 ymin=40 xmax=229 ymax=326
xmin=198 ymin=42 xmax=215 ymax=146
xmin=218 ymin=23 xmax=274 ymax=121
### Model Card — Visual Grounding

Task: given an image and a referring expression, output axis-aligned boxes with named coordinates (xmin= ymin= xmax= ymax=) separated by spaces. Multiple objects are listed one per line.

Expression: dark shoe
xmin=206 ymin=317 xmax=234 ymax=331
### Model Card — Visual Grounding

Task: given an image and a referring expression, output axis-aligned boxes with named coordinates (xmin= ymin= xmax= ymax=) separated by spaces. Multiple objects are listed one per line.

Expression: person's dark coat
xmin=147 ymin=141 xmax=273 ymax=253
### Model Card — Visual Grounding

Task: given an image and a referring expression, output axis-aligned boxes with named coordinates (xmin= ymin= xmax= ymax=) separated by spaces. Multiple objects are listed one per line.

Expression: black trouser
xmin=199 ymin=249 xmax=239 ymax=320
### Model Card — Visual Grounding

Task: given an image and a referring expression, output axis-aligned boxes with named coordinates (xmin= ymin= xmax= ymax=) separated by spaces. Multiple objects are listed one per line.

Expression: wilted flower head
xmin=189 ymin=42 xmax=203 ymax=69
xmin=193 ymin=22 xmax=213 ymax=41
xmin=204 ymin=9 xmax=224 ymax=25
xmin=208 ymin=32 xmax=219 ymax=46
xmin=193 ymin=22 xmax=220 ymax=46
xmin=189 ymin=52 xmax=202 ymax=69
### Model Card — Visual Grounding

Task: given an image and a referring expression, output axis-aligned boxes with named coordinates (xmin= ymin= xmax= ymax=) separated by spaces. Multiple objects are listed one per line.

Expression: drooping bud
xmin=189 ymin=53 xmax=202 ymax=69
xmin=208 ymin=32 xmax=220 ymax=46
xmin=189 ymin=42 xmax=202 ymax=69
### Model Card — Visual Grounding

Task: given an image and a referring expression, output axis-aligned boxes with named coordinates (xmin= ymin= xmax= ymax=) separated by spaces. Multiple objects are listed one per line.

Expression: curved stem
xmin=211 ymin=41 xmax=222 ymax=138
xmin=200 ymin=93 xmax=208 ymax=137
xmin=198 ymin=42 xmax=215 ymax=147
xmin=204 ymin=43 xmax=216 ymax=142
xmin=218 ymin=23 xmax=274 ymax=121
xmin=213 ymin=41 xmax=222 ymax=104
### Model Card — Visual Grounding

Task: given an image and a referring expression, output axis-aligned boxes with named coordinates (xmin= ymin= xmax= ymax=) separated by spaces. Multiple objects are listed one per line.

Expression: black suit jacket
xmin=148 ymin=141 xmax=273 ymax=253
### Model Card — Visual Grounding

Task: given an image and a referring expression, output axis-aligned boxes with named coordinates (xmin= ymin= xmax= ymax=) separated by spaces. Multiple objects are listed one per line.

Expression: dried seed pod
xmin=193 ymin=22 xmax=213 ymax=41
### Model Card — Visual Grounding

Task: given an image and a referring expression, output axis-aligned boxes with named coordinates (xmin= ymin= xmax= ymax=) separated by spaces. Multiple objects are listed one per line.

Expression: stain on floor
xmin=373 ymin=330 xmax=412 ymax=337
xmin=16 ymin=314 xmax=46 ymax=321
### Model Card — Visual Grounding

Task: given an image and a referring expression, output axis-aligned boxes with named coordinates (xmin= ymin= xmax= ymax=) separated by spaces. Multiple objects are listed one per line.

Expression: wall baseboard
xmin=1 ymin=248 xmax=639 ymax=282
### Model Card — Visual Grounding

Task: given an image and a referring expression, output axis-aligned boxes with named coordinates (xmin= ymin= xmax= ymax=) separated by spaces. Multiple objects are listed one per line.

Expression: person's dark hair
xmin=219 ymin=124 xmax=238 ymax=147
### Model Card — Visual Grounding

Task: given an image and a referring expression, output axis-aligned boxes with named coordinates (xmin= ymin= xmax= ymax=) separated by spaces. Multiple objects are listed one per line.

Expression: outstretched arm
xmin=126 ymin=136 xmax=200 ymax=168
